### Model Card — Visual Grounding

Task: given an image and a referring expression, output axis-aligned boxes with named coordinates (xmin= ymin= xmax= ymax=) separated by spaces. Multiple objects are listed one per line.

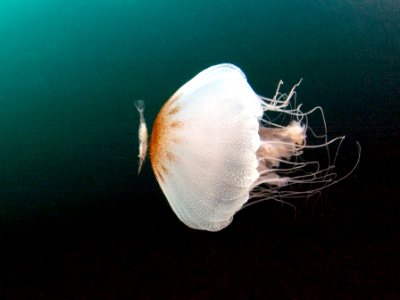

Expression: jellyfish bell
xmin=149 ymin=63 xmax=357 ymax=232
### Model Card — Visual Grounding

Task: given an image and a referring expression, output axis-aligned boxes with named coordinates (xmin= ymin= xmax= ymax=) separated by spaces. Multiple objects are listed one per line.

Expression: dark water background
xmin=1 ymin=1 xmax=399 ymax=298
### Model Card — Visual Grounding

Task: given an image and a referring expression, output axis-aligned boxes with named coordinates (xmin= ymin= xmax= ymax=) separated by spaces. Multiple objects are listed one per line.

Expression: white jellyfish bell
xmin=142 ymin=63 xmax=359 ymax=232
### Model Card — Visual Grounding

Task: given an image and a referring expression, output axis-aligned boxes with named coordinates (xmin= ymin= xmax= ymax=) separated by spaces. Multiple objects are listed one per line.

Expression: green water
xmin=0 ymin=1 xmax=399 ymax=227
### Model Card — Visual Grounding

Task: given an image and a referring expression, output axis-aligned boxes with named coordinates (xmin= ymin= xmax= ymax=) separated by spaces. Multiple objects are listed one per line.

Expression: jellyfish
xmin=147 ymin=63 xmax=358 ymax=232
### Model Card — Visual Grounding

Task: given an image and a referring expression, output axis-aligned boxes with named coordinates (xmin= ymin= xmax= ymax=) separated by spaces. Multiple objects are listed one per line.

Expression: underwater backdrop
xmin=0 ymin=0 xmax=399 ymax=298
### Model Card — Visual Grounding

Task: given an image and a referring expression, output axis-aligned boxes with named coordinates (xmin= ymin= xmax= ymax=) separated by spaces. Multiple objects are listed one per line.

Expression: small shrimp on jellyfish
xmin=149 ymin=63 xmax=359 ymax=232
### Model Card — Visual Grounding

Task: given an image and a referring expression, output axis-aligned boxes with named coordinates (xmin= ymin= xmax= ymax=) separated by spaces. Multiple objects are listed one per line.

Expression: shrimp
xmin=135 ymin=100 xmax=148 ymax=174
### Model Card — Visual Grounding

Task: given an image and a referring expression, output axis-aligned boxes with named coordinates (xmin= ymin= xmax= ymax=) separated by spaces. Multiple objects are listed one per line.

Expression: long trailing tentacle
xmin=243 ymin=80 xmax=360 ymax=210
